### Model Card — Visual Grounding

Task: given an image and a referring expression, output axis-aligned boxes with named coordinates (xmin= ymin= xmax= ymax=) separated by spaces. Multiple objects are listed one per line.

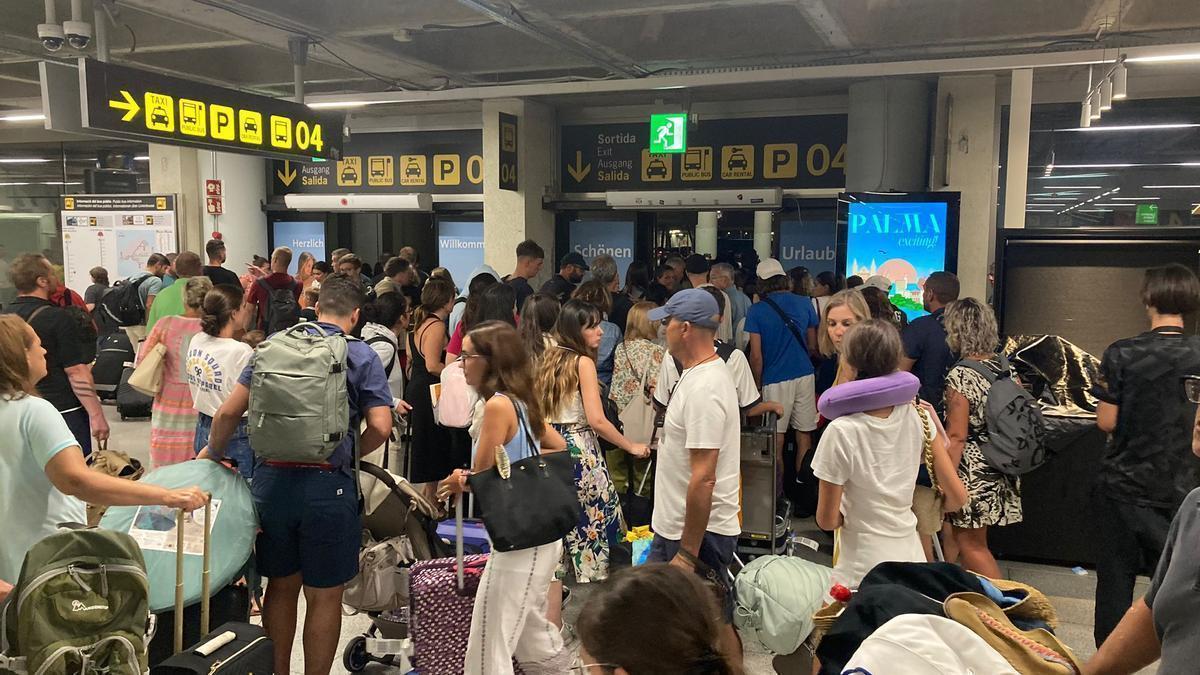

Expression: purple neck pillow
xmin=818 ymin=370 xmax=921 ymax=420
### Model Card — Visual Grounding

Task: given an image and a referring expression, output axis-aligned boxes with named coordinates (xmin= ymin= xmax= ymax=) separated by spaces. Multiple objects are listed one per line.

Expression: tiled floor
xmin=106 ymin=407 xmax=1156 ymax=674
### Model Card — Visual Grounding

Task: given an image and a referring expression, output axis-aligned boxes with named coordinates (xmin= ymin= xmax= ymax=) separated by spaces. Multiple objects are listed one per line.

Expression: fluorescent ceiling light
xmin=306 ymin=101 xmax=375 ymax=109
xmin=1078 ymin=208 xmax=1114 ymax=212
xmin=1127 ymin=52 xmax=1200 ymax=63
xmin=0 ymin=113 xmax=45 ymax=122
xmin=1061 ymin=124 xmax=1200 ymax=132
xmin=134 ymin=156 xmax=149 ymax=161
xmin=40 ymin=181 xmax=81 ymax=185
xmin=1032 ymin=185 xmax=1102 ymax=189
xmin=1111 ymin=196 xmax=1160 ymax=200
xmin=1031 ymin=196 xmax=1074 ymax=200
xmin=1025 ymin=209 xmax=1056 ymax=212
xmin=0 ymin=158 xmax=52 ymax=164
xmin=1142 ymin=185 xmax=1200 ymax=189
xmin=1050 ymin=164 xmax=1136 ymax=168
xmin=0 ymin=182 xmax=31 ymax=186
xmin=1038 ymin=173 xmax=1109 ymax=179
xmin=1095 ymin=203 xmax=1135 ymax=207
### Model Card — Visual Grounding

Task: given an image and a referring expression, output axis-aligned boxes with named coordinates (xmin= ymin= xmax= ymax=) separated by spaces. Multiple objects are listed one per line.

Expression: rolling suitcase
xmin=94 ymin=331 xmax=134 ymax=400
xmin=117 ymin=364 xmax=154 ymax=419
xmin=148 ymin=503 xmax=272 ymax=674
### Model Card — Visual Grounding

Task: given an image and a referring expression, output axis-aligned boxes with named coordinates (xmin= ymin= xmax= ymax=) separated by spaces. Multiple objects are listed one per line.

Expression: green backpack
xmin=0 ymin=529 xmax=150 ymax=675
xmin=248 ymin=322 xmax=350 ymax=463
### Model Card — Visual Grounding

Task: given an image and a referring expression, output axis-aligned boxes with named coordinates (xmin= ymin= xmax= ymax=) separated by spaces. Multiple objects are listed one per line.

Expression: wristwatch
xmin=677 ymin=548 xmax=701 ymax=568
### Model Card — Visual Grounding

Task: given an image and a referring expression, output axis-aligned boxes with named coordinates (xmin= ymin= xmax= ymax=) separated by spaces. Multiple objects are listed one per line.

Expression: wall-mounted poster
xmin=837 ymin=193 xmax=960 ymax=320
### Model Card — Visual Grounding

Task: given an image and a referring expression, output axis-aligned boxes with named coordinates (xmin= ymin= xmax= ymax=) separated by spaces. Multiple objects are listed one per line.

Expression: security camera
xmin=38 ymin=23 xmax=65 ymax=52
xmin=63 ymin=21 xmax=92 ymax=50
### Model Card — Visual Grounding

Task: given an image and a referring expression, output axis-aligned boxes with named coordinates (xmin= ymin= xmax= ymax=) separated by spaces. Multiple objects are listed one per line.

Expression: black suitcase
xmin=117 ymin=365 xmax=153 ymax=420
xmin=94 ymin=332 xmax=134 ymax=400
xmin=148 ymin=504 xmax=269 ymax=672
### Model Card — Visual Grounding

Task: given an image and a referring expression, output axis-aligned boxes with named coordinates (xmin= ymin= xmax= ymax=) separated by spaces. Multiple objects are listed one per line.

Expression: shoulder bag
xmin=466 ymin=400 xmax=582 ymax=552
xmin=761 ymin=295 xmax=809 ymax=354
xmin=128 ymin=341 xmax=167 ymax=396
xmin=435 ymin=359 xmax=478 ymax=429
xmin=910 ymin=404 xmax=945 ymax=536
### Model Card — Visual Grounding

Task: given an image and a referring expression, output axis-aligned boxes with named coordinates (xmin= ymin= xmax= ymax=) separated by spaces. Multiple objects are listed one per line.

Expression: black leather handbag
xmin=467 ymin=403 xmax=582 ymax=553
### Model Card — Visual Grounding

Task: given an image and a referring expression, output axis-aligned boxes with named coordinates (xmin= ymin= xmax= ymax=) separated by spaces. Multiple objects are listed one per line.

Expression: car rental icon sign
xmin=80 ymin=58 xmax=342 ymax=162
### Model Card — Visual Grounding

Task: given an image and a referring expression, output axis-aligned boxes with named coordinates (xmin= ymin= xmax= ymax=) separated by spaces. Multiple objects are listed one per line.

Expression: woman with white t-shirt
xmin=811 ymin=319 xmax=966 ymax=588
xmin=0 ymin=315 xmax=205 ymax=599
xmin=187 ymin=284 xmax=255 ymax=479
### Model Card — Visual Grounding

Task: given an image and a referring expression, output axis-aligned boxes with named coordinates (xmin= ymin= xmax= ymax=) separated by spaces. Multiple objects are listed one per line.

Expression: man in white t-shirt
xmin=656 ymin=286 xmax=783 ymax=419
xmin=646 ymin=289 xmax=744 ymax=658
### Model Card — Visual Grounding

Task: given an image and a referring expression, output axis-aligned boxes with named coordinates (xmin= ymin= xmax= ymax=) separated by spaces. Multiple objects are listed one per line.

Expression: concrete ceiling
xmin=2 ymin=0 xmax=1200 ymax=112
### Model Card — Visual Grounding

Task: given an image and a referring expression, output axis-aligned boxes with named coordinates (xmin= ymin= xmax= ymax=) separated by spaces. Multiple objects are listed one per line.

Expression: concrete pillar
xmin=196 ymin=150 xmax=267 ymax=267
xmin=1003 ymin=69 xmax=1034 ymax=230
xmin=149 ymin=144 xmax=202 ymax=255
xmin=933 ymin=75 xmax=1000 ymax=302
xmin=695 ymin=211 xmax=718 ymax=257
xmin=482 ymin=98 xmax=555 ymax=286
xmin=847 ymin=79 xmax=931 ymax=192
xmin=753 ymin=211 xmax=773 ymax=262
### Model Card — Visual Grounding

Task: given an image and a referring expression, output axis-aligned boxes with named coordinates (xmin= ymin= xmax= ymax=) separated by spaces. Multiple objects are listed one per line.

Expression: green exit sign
xmin=1136 ymin=203 xmax=1159 ymax=225
xmin=650 ymin=113 xmax=687 ymax=153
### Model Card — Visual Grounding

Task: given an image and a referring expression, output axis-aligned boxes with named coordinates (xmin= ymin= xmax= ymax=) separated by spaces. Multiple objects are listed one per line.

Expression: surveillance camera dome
xmin=37 ymin=23 xmax=65 ymax=52
xmin=63 ymin=21 xmax=92 ymax=50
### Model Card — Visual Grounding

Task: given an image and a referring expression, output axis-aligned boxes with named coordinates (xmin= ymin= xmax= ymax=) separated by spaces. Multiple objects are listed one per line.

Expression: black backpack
xmin=258 ymin=278 xmax=300 ymax=333
xmin=958 ymin=354 xmax=1048 ymax=477
xmin=97 ymin=274 xmax=152 ymax=327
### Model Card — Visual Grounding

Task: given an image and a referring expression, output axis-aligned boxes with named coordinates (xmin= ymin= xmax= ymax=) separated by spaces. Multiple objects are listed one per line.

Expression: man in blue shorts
xmin=201 ymin=273 xmax=393 ymax=674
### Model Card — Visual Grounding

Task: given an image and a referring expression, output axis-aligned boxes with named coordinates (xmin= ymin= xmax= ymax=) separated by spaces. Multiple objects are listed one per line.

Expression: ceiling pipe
xmin=452 ymin=0 xmax=646 ymax=78
xmin=288 ymin=35 xmax=308 ymax=104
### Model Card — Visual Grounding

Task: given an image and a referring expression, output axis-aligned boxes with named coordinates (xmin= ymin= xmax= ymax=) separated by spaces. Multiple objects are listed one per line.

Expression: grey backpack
xmin=248 ymin=322 xmax=350 ymax=463
xmin=959 ymin=354 xmax=1047 ymax=477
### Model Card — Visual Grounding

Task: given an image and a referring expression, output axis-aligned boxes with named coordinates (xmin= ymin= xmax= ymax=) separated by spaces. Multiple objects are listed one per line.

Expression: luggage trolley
xmin=739 ymin=412 xmax=791 ymax=557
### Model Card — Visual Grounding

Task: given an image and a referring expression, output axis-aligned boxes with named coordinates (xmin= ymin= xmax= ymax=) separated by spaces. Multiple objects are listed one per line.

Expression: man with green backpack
xmin=198 ymin=273 xmax=394 ymax=675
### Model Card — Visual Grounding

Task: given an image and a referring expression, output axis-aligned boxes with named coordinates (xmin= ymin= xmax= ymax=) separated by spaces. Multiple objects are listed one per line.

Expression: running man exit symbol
xmin=650 ymin=113 xmax=687 ymax=154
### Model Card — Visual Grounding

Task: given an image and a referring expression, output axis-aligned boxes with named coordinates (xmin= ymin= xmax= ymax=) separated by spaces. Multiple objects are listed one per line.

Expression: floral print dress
xmin=550 ymin=388 xmax=624 ymax=583
xmin=945 ymin=358 xmax=1023 ymax=529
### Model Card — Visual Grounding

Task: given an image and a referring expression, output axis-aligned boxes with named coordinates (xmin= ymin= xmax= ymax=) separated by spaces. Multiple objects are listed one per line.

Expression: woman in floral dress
xmin=608 ymin=301 xmax=665 ymax=496
xmin=536 ymin=300 xmax=649 ymax=620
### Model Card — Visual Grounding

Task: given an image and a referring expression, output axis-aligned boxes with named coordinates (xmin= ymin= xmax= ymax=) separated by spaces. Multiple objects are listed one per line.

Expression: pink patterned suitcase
xmin=408 ymin=553 xmax=488 ymax=674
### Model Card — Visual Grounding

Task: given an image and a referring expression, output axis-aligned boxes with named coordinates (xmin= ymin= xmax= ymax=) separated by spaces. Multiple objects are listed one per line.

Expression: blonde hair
xmin=944 ymin=298 xmax=999 ymax=357
xmin=184 ymin=276 xmax=213 ymax=311
xmin=624 ymin=301 xmax=659 ymax=342
xmin=818 ymin=289 xmax=871 ymax=356
xmin=0 ymin=315 xmax=35 ymax=398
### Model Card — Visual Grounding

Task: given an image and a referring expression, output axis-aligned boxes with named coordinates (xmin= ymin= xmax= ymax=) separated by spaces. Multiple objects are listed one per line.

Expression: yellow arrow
xmin=276 ymin=160 xmax=297 ymax=187
xmin=107 ymin=90 xmax=140 ymax=122
xmin=566 ymin=150 xmax=591 ymax=183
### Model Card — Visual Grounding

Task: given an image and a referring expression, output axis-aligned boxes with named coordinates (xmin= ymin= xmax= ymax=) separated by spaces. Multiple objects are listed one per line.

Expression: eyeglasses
xmin=459 ymin=351 xmax=486 ymax=362
xmin=1184 ymin=375 xmax=1200 ymax=404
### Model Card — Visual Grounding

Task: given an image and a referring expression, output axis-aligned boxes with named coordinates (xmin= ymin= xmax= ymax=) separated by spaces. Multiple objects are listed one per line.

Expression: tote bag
xmin=127 ymin=342 xmax=166 ymax=396
xmin=434 ymin=359 xmax=478 ymax=428
xmin=617 ymin=347 xmax=656 ymax=445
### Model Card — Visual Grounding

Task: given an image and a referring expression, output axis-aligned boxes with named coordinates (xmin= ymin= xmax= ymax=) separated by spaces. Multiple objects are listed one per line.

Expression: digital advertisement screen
xmin=270 ymin=220 xmax=326 ymax=275
xmin=569 ymin=220 xmax=635 ymax=282
xmin=438 ymin=220 xmax=485 ymax=293
xmin=839 ymin=194 xmax=959 ymax=320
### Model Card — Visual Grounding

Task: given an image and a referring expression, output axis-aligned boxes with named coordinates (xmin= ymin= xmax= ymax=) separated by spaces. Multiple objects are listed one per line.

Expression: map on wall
xmin=60 ymin=195 xmax=177 ymax=294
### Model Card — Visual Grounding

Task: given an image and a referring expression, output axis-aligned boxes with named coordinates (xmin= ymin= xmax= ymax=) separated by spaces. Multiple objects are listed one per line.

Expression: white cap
xmin=756 ymin=258 xmax=786 ymax=280
xmin=864 ymin=275 xmax=892 ymax=292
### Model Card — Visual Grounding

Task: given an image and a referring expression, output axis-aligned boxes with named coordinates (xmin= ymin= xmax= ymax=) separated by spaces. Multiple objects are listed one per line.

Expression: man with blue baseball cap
xmin=645 ymin=289 xmax=744 ymax=659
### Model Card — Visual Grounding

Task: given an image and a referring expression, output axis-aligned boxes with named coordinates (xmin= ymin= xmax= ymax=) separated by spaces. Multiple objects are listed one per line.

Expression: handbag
xmin=434 ymin=359 xmax=478 ymax=428
xmin=911 ymin=404 xmax=945 ymax=536
xmin=616 ymin=348 xmax=656 ymax=445
xmin=127 ymin=341 xmax=166 ymax=396
xmin=342 ymin=532 xmax=416 ymax=614
xmin=466 ymin=400 xmax=582 ymax=552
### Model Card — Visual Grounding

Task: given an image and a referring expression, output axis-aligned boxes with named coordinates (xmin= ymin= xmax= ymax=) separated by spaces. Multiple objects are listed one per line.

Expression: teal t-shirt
xmin=0 ymin=395 xmax=84 ymax=583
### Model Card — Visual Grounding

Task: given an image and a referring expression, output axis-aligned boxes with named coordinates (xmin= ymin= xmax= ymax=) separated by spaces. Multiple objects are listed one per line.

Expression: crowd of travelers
xmin=0 ymin=235 xmax=1198 ymax=675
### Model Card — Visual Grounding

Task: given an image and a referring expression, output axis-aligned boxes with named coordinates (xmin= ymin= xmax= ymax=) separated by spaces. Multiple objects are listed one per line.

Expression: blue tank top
xmin=475 ymin=393 xmax=539 ymax=463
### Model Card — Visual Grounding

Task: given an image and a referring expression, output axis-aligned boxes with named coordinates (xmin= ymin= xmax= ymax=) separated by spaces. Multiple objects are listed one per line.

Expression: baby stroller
xmin=342 ymin=460 xmax=447 ymax=672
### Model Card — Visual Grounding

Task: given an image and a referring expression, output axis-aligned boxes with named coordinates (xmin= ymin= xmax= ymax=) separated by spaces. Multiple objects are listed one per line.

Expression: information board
xmin=272 ymin=130 xmax=483 ymax=196
xmin=271 ymin=220 xmax=327 ymax=274
xmin=561 ymin=115 xmax=847 ymax=192
xmin=569 ymin=220 xmax=636 ymax=281
xmin=60 ymin=195 xmax=178 ymax=295
xmin=438 ymin=221 xmax=485 ymax=291
xmin=80 ymin=58 xmax=342 ymax=161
